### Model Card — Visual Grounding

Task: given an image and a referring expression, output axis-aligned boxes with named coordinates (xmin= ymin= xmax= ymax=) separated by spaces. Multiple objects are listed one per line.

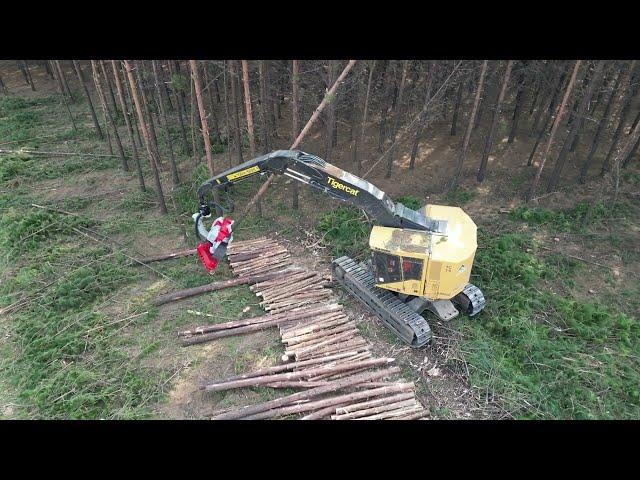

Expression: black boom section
xmin=198 ymin=150 xmax=443 ymax=232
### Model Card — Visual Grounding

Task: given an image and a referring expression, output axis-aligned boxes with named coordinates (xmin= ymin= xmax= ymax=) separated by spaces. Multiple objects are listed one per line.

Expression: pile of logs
xmin=179 ymin=237 xmax=429 ymax=420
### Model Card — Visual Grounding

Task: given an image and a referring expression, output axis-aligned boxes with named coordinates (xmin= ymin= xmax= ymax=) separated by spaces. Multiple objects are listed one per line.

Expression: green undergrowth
xmin=396 ymin=195 xmax=422 ymax=210
xmin=0 ymin=201 xmax=170 ymax=418
xmin=459 ymin=231 xmax=639 ymax=419
xmin=445 ymin=187 xmax=474 ymax=206
xmin=316 ymin=206 xmax=370 ymax=259
xmin=510 ymin=201 xmax=629 ymax=232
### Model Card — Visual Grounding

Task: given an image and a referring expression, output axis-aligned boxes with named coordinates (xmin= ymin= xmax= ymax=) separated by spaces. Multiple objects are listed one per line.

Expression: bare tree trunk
xmin=99 ymin=60 xmax=119 ymax=118
xmin=579 ymin=67 xmax=623 ymax=183
xmin=409 ymin=63 xmax=435 ymax=171
xmin=570 ymin=61 xmax=607 ymax=151
xmin=360 ymin=60 xmax=376 ymax=145
xmin=153 ymin=60 xmax=180 ymax=186
xmin=55 ymin=61 xmax=73 ymax=99
xmin=450 ymin=78 xmax=464 ymax=136
xmin=229 ymin=60 xmax=243 ymax=164
xmin=0 ymin=73 xmax=8 ymax=95
xmin=508 ymin=62 xmax=527 ymax=143
xmin=324 ymin=61 xmax=338 ymax=161
xmin=91 ymin=60 xmax=128 ymax=172
xmin=477 ymin=61 xmax=513 ymax=183
xmin=291 ymin=60 xmax=300 ymax=209
xmin=124 ymin=60 xmax=167 ymax=214
xmin=526 ymin=60 xmax=581 ymax=202
xmin=378 ymin=61 xmax=395 ymax=153
xmin=546 ymin=61 xmax=605 ymax=192
xmin=527 ymin=66 xmax=568 ymax=166
xmin=134 ymin=61 xmax=161 ymax=165
xmin=241 ymin=61 xmax=256 ymax=157
xmin=190 ymin=72 xmax=199 ymax=166
xmin=450 ymin=60 xmax=488 ymax=191
xmin=190 ymin=60 xmax=215 ymax=177
xmin=111 ymin=60 xmax=145 ymax=192
xmin=51 ymin=60 xmax=76 ymax=131
xmin=601 ymin=61 xmax=638 ymax=175
xmin=223 ymin=63 xmax=231 ymax=167
xmin=530 ymin=63 xmax=566 ymax=138
xmin=168 ymin=60 xmax=190 ymax=155
xmin=386 ymin=60 xmax=409 ymax=178
xmin=258 ymin=61 xmax=272 ymax=153
xmin=23 ymin=61 xmax=36 ymax=91
xmin=203 ymin=64 xmax=221 ymax=142
xmin=73 ymin=60 xmax=104 ymax=140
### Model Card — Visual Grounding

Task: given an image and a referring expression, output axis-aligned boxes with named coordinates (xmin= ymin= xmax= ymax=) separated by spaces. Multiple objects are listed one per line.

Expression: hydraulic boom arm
xmin=196 ymin=150 xmax=444 ymax=240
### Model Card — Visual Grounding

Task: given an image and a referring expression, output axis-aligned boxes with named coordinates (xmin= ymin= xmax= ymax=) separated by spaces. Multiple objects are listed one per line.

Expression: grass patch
xmin=459 ymin=230 xmax=639 ymax=419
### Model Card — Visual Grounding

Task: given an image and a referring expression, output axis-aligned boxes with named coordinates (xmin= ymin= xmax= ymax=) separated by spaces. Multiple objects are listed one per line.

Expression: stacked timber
xmin=182 ymin=237 xmax=429 ymax=420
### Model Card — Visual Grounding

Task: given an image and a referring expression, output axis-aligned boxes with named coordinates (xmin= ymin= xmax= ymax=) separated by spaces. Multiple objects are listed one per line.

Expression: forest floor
xmin=1 ymin=62 xmax=639 ymax=419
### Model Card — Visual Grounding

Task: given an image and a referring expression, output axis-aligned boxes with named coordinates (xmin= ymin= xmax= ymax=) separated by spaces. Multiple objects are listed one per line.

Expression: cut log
xmin=212 ymin=366 xmax=401 ymax=419
xmin=334 ymin=399 xmax=418 ymax=420
xmin=140 ymin=248 xmax=196 ymax=263
xmin=153 ymin=270 xmax=291 ymax=306
xmin=201 ymin=357 xmax=394 ymax=392
xmin=181 ymin=304 xmax=343 ymax=346
xmin=245 ymin=382 xmax=414 ymax=420
xmin=355 ymin=405 xmax=424 ymax=420
xmin=334 ymin=392 xmax=416 ymax=416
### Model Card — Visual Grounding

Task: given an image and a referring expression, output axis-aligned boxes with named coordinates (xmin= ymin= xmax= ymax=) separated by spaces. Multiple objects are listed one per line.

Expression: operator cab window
xmin=402 ymin=258 xmax=423 ymax=281
xmin=372 ymin=252 xmax=402 ymax=283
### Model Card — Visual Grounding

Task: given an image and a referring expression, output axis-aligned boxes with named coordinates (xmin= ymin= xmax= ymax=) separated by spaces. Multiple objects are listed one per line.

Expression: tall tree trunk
xmin=530 ymin=63 xmax=566 ymax=137
xmin=570 ymin=61 xmax=607 ymax=151
xmin=528 ymin=63 xmax=545 ymax=116
xmin=324 ymin=61 xmax=338 ymax=160
xmin=123 ymin=68 xmax=144 ymax=150
xmin=73 ymin=60 xmax=104 ymax=140
xmin=378 ymin=61 xmax=395 ymax=153
xmin=191 ymin=60 xmax=216 ymax=177
xmin=168 ymin=60 xmax=190 ymax=155
xmin=409 ymin=63 xmax=435 ymax=171
xmin=241 ymin=60 xmax=256 ymax=157
xmin=190 ymin=67 xmax=200 ymax=166
xmin=134 ymin=61 xmax=161 ymax=165
xmin=546 ymin=61 xmax=605 ymax=192
xmin=0 ymin=73 xmax=7 ymax=95
xmin=264 ymin=61 xmax=278 ymax=139
xmin=508 ymin=62 xmax=527 ymax=143
xmin=203 ymin=64 xmax=221 ymax=142
xmin=124 ymin=60 xmax=167 ymax=214
xmin=360 ymin=60 xmax=376 ymax=144
xmin=450 ymin=60 xmax=488 ymax=191
xmin=600 ymin=61 xmax=638 ymax=175
xmin=223 ymin=63 xmax=231 ymax=167
xmin=23 ymin=61 xmax=36 ymax=91
xmin=51 ymin=60 xmax=76 ymax=131
xmin=526 ymin=60 xmax=581 ymax=202
xmin=527 ymin=66 xmax=568 ymax=165
xmin=258 ymin=61 xmax=271 ymax=153
xmin=477 ymin=61 xmax=513 ymax=182
xmin=291 ymin=60 xmax=300 ymax=209
xmin=55 ymin=61 xmax=73 ymax=99
xmin=91 ymin=60 xmax=128 ymax=172
xmin=351 ymin=62 xmax=367 ymax=175
xmin=386 ymin=60 xmax=409 ymax=178
xmin=99 ymin=60 xmax=119 ymax=118
xmin=111 ymin=60 xmax=145 ymax=192
xmin=153 ymin=60 xmax=180 ymax=186
xmin=229 ymin=60 xmax=243 ymax=164
xmin=579 ymin=67 xmax=623 ymax=183
xmin=450 ymin=77 xmax=464 ymax=136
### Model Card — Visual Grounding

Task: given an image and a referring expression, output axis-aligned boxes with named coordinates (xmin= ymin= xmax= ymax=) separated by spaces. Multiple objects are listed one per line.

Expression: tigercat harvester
xmin=195 ymin=150 xmax=485 ymax=347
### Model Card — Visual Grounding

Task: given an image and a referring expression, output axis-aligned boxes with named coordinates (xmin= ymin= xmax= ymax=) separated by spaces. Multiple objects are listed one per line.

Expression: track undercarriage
xmin=332 ymin=256 xmax=486 ymax=348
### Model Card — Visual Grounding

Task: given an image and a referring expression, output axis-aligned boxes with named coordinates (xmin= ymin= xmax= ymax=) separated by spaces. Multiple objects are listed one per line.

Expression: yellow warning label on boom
xmin=227 ymin=165 xmax=260 ymax=181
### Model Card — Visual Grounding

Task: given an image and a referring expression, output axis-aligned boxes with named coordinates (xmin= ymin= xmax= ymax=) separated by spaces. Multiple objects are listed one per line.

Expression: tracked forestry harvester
xmin=194 ymin=150 xmax=485 ymax=347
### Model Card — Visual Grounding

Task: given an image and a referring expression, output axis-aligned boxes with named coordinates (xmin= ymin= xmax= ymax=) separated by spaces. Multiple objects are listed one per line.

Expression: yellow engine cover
xmin=368 ymin=204 xmax=477 ymax=300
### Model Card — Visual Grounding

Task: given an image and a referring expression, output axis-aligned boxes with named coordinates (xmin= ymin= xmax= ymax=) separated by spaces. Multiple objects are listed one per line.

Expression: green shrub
xmin=316 ymin=206 xmax=370 ymax=258
xmin=396 ymin=195 xmax=422 ymax=210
